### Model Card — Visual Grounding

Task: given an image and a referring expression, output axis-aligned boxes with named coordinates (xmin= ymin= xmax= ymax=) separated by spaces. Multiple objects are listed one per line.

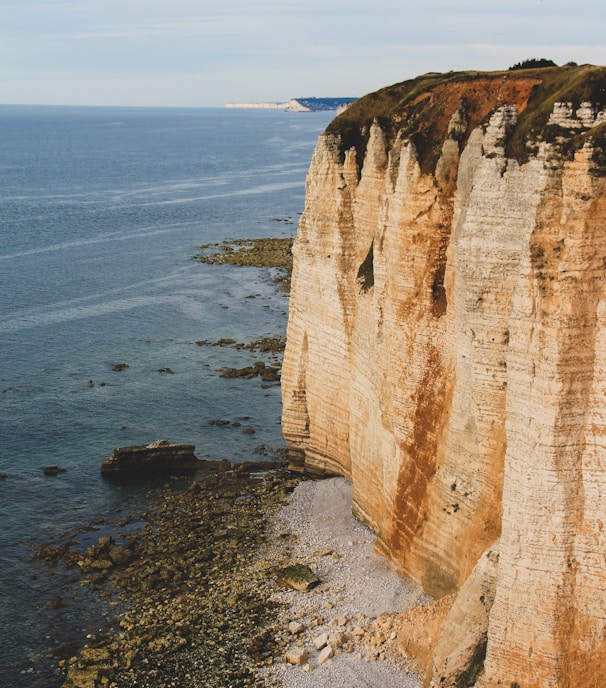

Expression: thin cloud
xmin=0 ymin=0 xmax=604 ymax=106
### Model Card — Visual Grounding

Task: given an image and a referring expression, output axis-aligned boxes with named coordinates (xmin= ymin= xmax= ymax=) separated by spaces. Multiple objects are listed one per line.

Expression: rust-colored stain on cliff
xmin=392 ymin=76 xmax=540 ymax=174
xmin=390 ymin=347 xmax=448 ymax=585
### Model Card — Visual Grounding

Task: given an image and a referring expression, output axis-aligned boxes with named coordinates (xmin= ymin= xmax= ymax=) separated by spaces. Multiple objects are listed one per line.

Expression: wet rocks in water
xmin=220 ymin=364 xmax=262 ymax=380
xmin=100 ymin=439 xmax=223 ymax=479
xmin=193 ymin=237 xmax=294 ymax=291
xmin=48 ymin=595 xmax=68 ymax=610
xmin=112 ymin=362 xmax=129 ymax=372
xmin=78 ymin=535 xmax=133 ymax=573
xmin=260 ymin=366 xmax=280 ymax=382
xmin=55 ymin=465 xmax=304 ymax=688
xmin=194 ymin=237 xmax=293 ymax=271
xmin=196 ymin=336 xmax=285 ymax=354
xmin=196 ymin=336 xmax=285 ymax=385
xmin=220 ymin=361 xmax=280 ymax=382
xmin=195 ymin=337 xmax=236 ymax=347
xmin=240 ymin=337 xmax=286 ymax=354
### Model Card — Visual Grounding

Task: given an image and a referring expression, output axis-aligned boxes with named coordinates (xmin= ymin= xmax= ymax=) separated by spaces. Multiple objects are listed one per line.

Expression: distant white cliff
xmin=225 ymin=97 xmax=356 ymax=112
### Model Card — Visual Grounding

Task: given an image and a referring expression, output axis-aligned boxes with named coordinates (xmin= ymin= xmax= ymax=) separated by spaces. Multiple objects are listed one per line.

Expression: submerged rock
xmin=219 ymin=362 xmax=280 ymax=381
xmin=43 ymin=466 xmax=66 ymax=476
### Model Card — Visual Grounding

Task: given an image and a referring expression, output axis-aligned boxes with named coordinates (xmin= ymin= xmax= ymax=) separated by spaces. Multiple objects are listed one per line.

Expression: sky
xmin=0 ymin=0 xmax=604 ymax=107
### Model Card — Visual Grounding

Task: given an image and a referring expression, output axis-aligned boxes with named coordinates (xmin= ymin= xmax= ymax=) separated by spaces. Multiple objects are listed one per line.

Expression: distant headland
xmin=225 ymin=97 xmax=356 ymax=113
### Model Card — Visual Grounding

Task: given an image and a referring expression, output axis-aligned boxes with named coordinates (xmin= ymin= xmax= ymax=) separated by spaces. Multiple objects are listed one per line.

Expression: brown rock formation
xmin=101 ymin=439 xmax=229 ymax=478
xmin=281 ymin=64 xmax=606 ymax=687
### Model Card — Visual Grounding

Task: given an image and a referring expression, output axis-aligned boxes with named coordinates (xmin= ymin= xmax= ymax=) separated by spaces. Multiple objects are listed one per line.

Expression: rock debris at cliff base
xmin=260 ymin=477 xmax=429 ymax=688
xmin=42 ymin=467 xmax=428 ymax=688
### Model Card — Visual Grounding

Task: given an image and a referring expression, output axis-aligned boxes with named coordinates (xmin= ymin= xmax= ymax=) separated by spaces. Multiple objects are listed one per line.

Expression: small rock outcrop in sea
xmin=219 ymin=361 xmax=281 ymax=381
xmin=77 ymin=534 xmax=133 ymax=573
xmin=43 ymin=466 xmax=66 ymax=476
xmin=193 ymin=237 xmax=294 ymax=290
xmin=100 ymin=439 xmax=229 ymax=478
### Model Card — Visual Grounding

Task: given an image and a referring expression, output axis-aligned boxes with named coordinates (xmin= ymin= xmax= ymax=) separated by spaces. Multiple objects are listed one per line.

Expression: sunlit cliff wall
xmin=281 ymin=65 xmax=606 ymax=687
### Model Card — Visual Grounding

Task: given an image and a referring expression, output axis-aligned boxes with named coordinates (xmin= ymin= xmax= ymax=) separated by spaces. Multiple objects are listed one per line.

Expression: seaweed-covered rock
xmin=276 ymin=564 xmax=319 ymax=591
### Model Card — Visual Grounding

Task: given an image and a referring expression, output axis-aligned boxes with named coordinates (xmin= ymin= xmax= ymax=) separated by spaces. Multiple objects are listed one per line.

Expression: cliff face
xmin=281 ymin=65 xmax=606 ymax=687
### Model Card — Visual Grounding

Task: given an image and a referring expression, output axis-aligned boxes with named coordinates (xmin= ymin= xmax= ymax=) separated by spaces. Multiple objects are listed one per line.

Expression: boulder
xmin=313 ymin=632 xmax=329 ymax=650
xmin=260 ymin=366 xmax=280 ymax=382
xmin=318 ymin=645 xmax=334 ymax=664
xmin=276 ymin=564 xmax=319 ymax=591
xmin=285 ymin=647 xmax=308 ymax=666
xmin=100 ymin=439 xmax=209 ymax=479
xmin=288 ymin=621 xmax=306 ymax=635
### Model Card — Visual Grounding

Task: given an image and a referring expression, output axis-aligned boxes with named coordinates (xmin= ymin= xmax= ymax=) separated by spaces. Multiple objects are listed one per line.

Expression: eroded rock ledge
xmin=281 ymin=64 xmax=606 ymax=687
xmin=100 ymin=440 xmax=227 ymax=478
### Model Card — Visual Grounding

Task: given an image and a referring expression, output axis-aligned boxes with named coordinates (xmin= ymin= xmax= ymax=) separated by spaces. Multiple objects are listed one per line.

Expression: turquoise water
xmin=0 ymin=105 xmax=332 ymax=685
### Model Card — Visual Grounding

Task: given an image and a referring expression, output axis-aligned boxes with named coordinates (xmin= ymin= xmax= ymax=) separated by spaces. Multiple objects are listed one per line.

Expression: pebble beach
xmin=42 ymin=465 xmax=429 ymax=688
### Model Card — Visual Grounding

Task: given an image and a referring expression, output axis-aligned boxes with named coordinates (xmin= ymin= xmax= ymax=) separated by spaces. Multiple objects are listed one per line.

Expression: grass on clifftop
xmin=326 ymin=63 xmax=606 ymax=174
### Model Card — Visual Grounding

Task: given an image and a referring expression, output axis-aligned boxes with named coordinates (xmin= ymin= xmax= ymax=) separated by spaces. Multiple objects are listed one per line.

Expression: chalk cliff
xmin=281 ymin=64 xmax=606 ymax=687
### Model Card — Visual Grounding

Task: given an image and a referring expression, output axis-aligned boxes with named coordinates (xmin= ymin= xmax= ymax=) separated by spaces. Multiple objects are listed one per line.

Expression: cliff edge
xmin=281 ymin=64 xmax=606 ymax=687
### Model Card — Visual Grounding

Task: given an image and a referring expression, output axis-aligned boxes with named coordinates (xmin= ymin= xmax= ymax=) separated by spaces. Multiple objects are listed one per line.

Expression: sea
xmin=0 ymin=104 xmax=333 ymax=686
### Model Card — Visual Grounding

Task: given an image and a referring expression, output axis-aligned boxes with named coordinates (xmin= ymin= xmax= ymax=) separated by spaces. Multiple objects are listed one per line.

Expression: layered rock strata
xmin=100 ymin=439 xmax=228 ymax=478
xmin=281 ymin=65 xmax=606 ymax=687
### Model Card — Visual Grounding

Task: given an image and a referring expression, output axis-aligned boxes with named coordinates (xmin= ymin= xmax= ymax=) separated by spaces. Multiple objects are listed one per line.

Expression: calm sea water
xmin=0 ymin=105 xmax=332 ymax=685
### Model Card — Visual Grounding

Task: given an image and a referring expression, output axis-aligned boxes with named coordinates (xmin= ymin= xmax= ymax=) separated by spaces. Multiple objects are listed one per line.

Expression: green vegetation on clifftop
xmin=326 ymin=63 xmax=606 ymax=174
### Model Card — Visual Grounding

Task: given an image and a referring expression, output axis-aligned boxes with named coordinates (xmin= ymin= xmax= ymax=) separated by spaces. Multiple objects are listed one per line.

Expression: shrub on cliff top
xmin=509 ymin=58 xmax=557 ymax=71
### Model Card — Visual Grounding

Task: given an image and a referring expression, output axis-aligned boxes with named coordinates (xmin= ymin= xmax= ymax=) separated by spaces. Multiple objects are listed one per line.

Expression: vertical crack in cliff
xmin=283 ymin=332 xmax=310 ymax=473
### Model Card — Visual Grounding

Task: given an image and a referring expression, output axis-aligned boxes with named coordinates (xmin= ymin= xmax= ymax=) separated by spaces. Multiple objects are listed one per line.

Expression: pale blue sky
xmin=1 ymin=0 xmax=604 ymax=107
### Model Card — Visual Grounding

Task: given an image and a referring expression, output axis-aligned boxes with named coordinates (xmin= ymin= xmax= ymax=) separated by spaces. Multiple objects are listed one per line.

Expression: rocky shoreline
xmin=32 ymin=239 xmax=302 ymax=687
xmin=30 ymin=231 xmax=429 ymax=687
xmin=37 ymin=465 xmax=427 ymax=688
xmin=37 ymin=459 xmax=300 ymax=688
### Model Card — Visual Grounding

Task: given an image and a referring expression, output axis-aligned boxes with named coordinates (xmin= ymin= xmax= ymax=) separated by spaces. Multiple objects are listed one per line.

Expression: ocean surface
xmin=0 ymin=104 xmax=333 ymax=686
